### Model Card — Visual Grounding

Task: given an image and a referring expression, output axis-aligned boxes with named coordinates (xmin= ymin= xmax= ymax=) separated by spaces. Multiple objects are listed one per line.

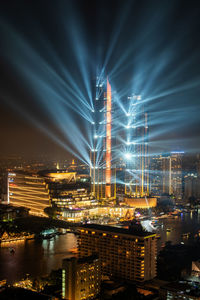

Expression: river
xmin=0 ymin=212 xmax=200 ymax=284
xmin=0 ymin=233 xmax=77 ymax=284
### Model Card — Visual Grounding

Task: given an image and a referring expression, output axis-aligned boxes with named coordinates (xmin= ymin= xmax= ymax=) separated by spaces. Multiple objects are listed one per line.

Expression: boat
xmin=166 ymin=228 xmax=172 ymax=232
xmin=9 ymin=247 xmax=15 ymax=254
xmin=181 ymin=233 xmax=190 ymax=238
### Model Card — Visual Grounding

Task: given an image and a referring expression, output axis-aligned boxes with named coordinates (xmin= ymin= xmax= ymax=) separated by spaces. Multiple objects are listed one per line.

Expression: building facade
xmin=124 ymin=94 xmax=149 ymax=198
xmin=150 ymin=154 xmax=172 ymax=196
xmin=62 ymin=206 xmax=135 ymax=222
xmin=171 ymin=151 xmax=183 ymax=200
xmin=184 ymin=172 xmax=199 ymax=201
xmin=90 ymin=76 xmax=115 ymax=200
xmin=62 ymin=255 xmax=101 ymax=300
xmin=77 ymin=224 xmax=157 ymax=282
xmin=8 ymin=172 xmax=50 ymax=216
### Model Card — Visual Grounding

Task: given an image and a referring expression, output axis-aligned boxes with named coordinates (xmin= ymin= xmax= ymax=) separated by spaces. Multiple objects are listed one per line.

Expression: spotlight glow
xmin=124 ymin=152 xmax=132 ymax=160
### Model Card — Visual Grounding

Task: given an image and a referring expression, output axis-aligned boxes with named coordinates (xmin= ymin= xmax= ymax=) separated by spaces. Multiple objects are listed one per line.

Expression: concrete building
xmin=77 ymin=224 xmax=157 ymax=282
xmin=62 ymin=255 xmax=101 ymax=300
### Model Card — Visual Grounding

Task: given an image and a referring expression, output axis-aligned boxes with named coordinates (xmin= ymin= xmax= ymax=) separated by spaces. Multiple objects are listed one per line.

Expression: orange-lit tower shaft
xmin=105 ymin=79 xmax=112 ymax=198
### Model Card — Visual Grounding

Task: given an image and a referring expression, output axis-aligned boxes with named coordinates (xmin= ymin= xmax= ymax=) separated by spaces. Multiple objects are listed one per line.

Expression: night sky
xmin=0 ymin=0 xmax=200 ymax=160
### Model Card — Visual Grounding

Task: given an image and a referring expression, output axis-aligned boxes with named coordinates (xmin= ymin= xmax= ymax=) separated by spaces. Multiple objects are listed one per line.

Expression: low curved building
xmin=124 ymin=197 xmax=157 ymax=208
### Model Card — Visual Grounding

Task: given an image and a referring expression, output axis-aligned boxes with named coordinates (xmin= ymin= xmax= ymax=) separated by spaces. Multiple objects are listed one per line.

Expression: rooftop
xmin=63 ymin=254 xmax=99 ymax=265
xmin=161 ymin=281 xmax=200 ymax=298
xmin=78 ymin=224 xmax=155 ymax=238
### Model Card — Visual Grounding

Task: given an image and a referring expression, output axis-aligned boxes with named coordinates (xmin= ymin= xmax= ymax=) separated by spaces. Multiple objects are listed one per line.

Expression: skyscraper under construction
xmin=124 ymin=94 xmax=149 ymax=197
xmin=90 ymin=76 xmax=115 ymax=200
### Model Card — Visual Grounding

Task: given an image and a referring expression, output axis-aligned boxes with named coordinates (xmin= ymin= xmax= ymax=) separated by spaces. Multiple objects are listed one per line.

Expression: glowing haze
xmin=0 ymin=0 xmax=200 ymax=162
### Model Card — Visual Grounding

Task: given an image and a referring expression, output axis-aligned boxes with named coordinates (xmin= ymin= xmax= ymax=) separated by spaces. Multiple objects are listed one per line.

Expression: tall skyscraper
xmin=171 ymin=151 xmax=183 ymax=200
xmin=184 ymin=172 xmax=199 ymax=201
xmin=150 ymin=152 xmax=183 ymax=200
xmin=124 ymin=94 xmax=149 ymax=197
xmin=90 ymin=76 xmax=115 ymax=200
xmin=149 ymin=155 xmax=163 ymax=196
xmin=150 ymin=154 xmax=172 ymax=196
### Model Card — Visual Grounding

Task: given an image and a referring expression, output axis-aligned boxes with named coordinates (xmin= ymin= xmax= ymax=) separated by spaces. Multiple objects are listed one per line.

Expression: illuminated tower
xmin=124 ymin=94 xmax=149 ymax=197
xmin=90 ymin=76 xmax=115 ymax=200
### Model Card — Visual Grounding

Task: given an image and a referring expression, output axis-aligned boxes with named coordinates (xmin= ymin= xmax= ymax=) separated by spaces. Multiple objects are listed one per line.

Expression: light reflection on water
xmin=142 ymin=211 xmax=200 ymax=250
xmin=0 ymin=213 xmax=200 ymax=284
xmin=0 ymin=233 xmax=77 ymax=284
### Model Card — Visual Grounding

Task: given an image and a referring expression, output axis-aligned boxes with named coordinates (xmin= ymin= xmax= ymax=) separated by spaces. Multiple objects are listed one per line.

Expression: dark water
xmin=141 ymin=211 xmax=200 ymax=249
xmin=158 ymin=211 xmax=200 ymax=246
xmin=0 ymin=212 xmax=200 ymax=284
xmin=0 ymin=233 xmax=77 ymax=284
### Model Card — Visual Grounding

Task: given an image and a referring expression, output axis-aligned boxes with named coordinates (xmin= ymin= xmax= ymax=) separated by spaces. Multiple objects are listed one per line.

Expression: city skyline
xmin=1 ymin=1 xmax=200 ymax=298
xmin=0 ymin=0 xmax=200 ymax=161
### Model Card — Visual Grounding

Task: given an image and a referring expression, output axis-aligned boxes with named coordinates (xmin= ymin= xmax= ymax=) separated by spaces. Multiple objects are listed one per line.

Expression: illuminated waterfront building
xmin=90 ymin=76 xmax=115 ymax=200
xmin=124 ymin=196 xmax=157 ymax=208
xmin=124 ymin=94 xmax=149 ymax=197
xmin=62 ymin=255 xmax=101 ymax=300
xmin=62 ymin=205 xmax=135 ymax=222
xmin=52 ymin=188 xmax=97 ymax=209
xmin=8 ymin=172 xmax=50 ymax=216
xmin=39 ymin=170 xmax=95 ymax=210
xmin=78 ymin=224 xmax=157 ymax=282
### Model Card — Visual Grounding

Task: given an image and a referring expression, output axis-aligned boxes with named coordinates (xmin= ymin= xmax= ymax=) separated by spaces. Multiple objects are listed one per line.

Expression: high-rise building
xmin=171 ymin=151 xmax=183 ymax=200
xmin=62 ymin=255 xmax=101 ymax=300
xmin=150 ymin=155 xmax=163 ymax=196
xmin=124 ymin=94 xmax=149 ymax=197
xmin=8 ymin=171 xmax=50 ymax=216
xmin=150 ymin=154 xmax=172 ymax=196
xmin=77 ymin=224 xmax=157 ymax=282
xmin=150 ymin=152 xmax=183 ymax=199
xmin=90 ymin=76 xmax=115 ymax=200
xmin=184 ymin=172 xmax=199 ymax=201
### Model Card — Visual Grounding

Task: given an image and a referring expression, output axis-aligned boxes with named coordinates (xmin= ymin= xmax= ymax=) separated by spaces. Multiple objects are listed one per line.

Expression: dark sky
xmin=0 ymin=0 xmax=200 ymax=160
